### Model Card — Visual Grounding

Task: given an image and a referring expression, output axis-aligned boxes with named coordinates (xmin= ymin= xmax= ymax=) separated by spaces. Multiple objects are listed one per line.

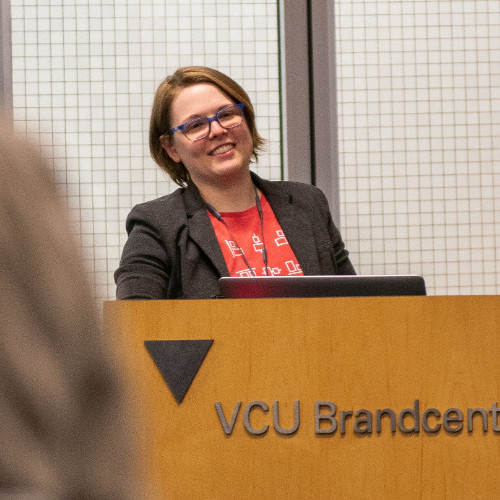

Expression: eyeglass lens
xmin=183 ymin=105 xmax=243 ymax=141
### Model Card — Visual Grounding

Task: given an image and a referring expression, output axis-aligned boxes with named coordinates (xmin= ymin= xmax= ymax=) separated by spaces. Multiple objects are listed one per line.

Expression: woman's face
xmin=163 ymin=83 xmax=254 ymax=189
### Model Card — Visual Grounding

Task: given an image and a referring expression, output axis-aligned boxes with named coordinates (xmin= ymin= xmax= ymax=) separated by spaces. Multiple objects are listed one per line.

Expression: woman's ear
xmin=160 ymin=136 xmax=181 ymax=163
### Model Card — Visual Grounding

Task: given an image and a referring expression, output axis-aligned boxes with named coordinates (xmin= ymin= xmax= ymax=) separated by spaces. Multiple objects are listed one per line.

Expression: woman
xmin=115 ymin=66 xmax=355 ymax=300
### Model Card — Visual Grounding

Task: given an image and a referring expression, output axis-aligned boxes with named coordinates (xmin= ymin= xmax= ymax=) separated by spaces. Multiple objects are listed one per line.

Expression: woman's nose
xmin=208 ymin=119 xmax=227 ymax=138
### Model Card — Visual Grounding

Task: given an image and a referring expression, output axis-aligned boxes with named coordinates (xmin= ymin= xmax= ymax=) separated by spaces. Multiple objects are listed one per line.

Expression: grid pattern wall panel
xmin=335 ymin=0 xmax=500 ymax=295
xmin=10 ymin=0 xmax=281 ymax=302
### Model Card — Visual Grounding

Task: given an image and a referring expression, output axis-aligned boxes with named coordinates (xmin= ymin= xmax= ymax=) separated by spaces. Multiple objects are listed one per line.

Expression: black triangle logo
xmin=144 ymin=340 xmax=213 ymax=404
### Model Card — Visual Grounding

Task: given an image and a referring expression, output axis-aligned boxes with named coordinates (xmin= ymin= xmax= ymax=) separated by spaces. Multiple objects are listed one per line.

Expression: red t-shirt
xmin=208 ymin=194 xmax=304 ymax=277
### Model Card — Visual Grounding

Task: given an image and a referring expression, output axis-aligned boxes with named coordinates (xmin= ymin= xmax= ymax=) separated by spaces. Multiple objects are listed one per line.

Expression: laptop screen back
xmin=218 ymin=275 xmax=427 ymax=299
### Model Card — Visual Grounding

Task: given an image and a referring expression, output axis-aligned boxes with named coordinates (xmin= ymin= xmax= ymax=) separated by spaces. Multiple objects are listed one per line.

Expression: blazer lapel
xmin=182 ymin=183 xmax=229 ymax=277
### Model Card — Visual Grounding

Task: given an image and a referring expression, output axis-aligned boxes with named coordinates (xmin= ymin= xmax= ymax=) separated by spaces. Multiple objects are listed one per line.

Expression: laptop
xmin=219 ymin=275 xmax=426 ymax=299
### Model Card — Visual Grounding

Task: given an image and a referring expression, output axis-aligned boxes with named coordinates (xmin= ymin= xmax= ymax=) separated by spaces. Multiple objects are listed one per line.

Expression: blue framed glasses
xmin=169 ymin=103 xmax=245 ymax=141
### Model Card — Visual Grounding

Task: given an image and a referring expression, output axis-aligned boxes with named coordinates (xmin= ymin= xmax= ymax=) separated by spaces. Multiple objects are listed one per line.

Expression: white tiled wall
xmin=9 ymin=0 xmax=500 ymax=299
xmin=335 ymin=0 xmax=500 ymax=295
xmin=10 ymin=0 xmax=281 ymax=301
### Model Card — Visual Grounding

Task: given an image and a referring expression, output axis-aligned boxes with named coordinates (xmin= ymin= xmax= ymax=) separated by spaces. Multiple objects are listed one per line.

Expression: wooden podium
xmin=104 ymin=296 xmax=500 ymax=499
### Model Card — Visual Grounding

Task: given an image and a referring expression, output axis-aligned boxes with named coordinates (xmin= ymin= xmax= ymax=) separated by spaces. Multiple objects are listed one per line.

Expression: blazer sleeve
xmin=312 ymin=185 xmax=356 ymax=275
xmin=114 ymin=203 xmax=172 ymax=300
xmin=326 ymin=209 xmax=356 ymax=275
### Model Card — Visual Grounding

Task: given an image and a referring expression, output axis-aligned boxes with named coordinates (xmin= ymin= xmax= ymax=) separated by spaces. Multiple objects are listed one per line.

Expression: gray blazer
xmin=115 ymin=172 xmax=355 ymax=299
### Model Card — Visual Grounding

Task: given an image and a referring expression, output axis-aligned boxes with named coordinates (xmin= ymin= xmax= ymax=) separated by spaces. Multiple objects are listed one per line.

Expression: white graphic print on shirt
xmin=252 ymin=234 xmax=264 ymax=253
xmin=274 ymin=230 xmax=288 ymax=246
xmin=225 ymin=239 xmax=243 ymax=258
xmin=209 ymin=193 xmax=304 ymax=277
xmin=285 ymin=261 xmax=303 ymax=275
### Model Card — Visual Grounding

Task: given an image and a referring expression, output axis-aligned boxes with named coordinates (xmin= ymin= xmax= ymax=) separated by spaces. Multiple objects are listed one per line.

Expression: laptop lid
xmin=218 ymin=275 xmax=427 ymax=299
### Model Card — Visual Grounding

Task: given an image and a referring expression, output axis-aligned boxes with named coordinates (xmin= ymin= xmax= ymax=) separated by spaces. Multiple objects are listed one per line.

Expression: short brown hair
xmin=149 ymin=66 xmax=265 ymax=186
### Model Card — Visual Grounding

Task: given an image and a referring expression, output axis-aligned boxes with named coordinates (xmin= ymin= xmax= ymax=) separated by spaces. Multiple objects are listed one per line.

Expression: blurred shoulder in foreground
xmin=0 ymin=119 xmax=140 ymax=499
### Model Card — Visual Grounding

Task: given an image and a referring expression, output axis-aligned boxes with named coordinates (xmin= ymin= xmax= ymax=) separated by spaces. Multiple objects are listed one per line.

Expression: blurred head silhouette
xmin=0 ymin=118 xmax=138 ymax=499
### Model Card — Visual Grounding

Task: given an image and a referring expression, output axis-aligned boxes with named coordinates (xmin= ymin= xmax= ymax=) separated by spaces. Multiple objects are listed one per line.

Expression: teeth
xmin=211 ymin=144 xmax=233 ymax=155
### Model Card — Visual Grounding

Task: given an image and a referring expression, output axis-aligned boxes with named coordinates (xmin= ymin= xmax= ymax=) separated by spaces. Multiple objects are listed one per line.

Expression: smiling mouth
xmin=210 ymin=144 xmax=234 ymax=156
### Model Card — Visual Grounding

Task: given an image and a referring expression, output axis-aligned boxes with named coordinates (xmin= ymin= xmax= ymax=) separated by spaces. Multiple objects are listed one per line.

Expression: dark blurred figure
xmin=0 ymin=120 xmax=138 ymax=499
